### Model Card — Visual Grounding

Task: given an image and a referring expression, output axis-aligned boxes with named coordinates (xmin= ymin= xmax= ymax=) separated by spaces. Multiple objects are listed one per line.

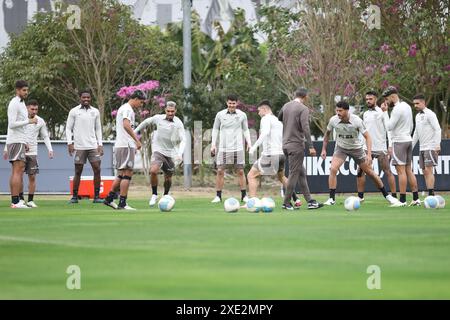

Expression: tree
xmin=259 ymin=1 xmax=373 ymax=134
xmin=0 ymin=0 xmax=182 ymax=137
xmin=359 ymin=0 xmax=449 ymax=137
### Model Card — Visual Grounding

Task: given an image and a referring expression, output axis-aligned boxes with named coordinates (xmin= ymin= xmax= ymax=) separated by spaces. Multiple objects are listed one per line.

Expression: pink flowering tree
xmin=358 ymin=0 xmax=449 ymax=137
xmin=260 ymin=0 xmax=373 ymax=133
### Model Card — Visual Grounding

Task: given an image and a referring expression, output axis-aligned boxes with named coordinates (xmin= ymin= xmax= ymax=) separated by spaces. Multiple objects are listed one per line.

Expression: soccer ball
xmin=344 ymin=196 xmax=361 ymax=211
xmin=260 ymin=197 xmax=275 ymax=213
xmin=158 ymin=195 xmax=175 ymax=212
xmin=246 ymin=197 xmax=262 ymax=213
xmin=424 ymin=196 xmax=439 ymax=209
xmin=224 ymin=197 xmax=240 ymax=213
xmin=435 ymin=195 xmax=446 ymax=209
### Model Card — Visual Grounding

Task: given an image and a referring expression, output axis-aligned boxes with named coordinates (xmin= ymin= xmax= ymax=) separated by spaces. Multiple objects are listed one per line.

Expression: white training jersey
xmin=327 ymin=114 xmax=367 ymax=150
xmin=6 ymin=96 xmax=29 ymax=144
xmin=211 ymin=109 xmax=251 ymax=152
xmin=25 ymin=116 xmax=53 ymax=156
xmin=66 ymin=105 xmax=103 ymax=150
xmin=387 ymin=101 xmax=413 ymax=143
xmin=115 ymin=103 xmax=136 ymax=148
xmin=252 ymin=114 xmax=283 ymax=156
xmin=412 ymin=108 xmax=441 ymax=151
xmin=134 ymin=114 xmax=186 ymax=158
xmin=362 ymin=106 xmax=391 ymax=152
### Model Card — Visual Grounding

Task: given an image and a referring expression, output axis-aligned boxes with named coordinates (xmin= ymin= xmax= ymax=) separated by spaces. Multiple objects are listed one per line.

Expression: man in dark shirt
xmin=278 ymin=88 xmax=322 ymax=210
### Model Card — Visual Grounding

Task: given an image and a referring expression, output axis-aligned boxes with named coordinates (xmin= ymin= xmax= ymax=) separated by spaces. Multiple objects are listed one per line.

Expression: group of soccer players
xmin=3 ymin=80 xmax=442 ymax=210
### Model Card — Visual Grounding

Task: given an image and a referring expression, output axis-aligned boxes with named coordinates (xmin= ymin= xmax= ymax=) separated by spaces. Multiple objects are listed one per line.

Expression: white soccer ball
xmin=424 ymin=196 xmax=439 ymax=209
xmin=260 ymin=197 xmax=275 ymax=213
xmin=246 ymin=197 xmax=262 ymax=213
xmin=435 ymin=195 xmax=446 ymax=209
xmin=158 ymin=195 xmax=175 ymax=212
xmin=344 ymin=196 xmax=361 ymax=211
xmin=224 ymin=197 xmax=240 ymax=213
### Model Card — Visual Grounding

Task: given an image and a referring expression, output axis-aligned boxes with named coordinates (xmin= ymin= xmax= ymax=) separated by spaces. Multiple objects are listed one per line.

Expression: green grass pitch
xmin=0 ymin=195 xmax=449 ymax=299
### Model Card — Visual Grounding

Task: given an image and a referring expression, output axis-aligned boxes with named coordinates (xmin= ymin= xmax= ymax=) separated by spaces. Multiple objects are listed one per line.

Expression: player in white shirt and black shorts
xmin=321 ymin=101 xmax=398 ymax=206
xmin=383 ymin=86 xmax=420 ymax=207
xmin=210 ymin=94 xmax=252 ymax=203
xmin=134 ymin=101 xmax=186 ymax=207
xmin=66 ymin=89 xmax=104 ymax=203
xmin=247 ymin=100 xmax=302 ymax=207
xmin=356 ymin=91 xmax=397 ymax=202
xmin=103 ymin=90 xmax=145 ymax=210
xmin=5 ymin=80 xmax=37 ymax=209
xmin=4 ymin=100 xmax=54 ymax=208
xmin=412 ymin=94 xmax=442 ymax=197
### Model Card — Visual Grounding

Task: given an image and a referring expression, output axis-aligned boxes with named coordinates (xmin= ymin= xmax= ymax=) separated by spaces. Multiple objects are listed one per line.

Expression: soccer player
xmin=103 ymin=90 xmax=145 ymax=210
xmin=5 ymin=80 xmax=35 ymax=209
xmin=3 ymin=100 xmax=54 ymax=207
xmin=356 ymin=91 xmax=397 ymax=201
xmin=134 ymin=101 xmax=186 ymax=207
xmin=66 ymin=89 xmax=104 ymax=203
xmin=247 ymin=100 xmax=302 ymax=207
xmin=210 ymin=94 xmax=252 ymax=203
xmin=382 ymin=86 xmax=420 ymax=206
xmin=321 ymin=101 xmax=398 ymax=206
xmin=412 ymin=94 xmax=441 ymax=196
xmin=278 ymin=88 xmax=322 ymax=210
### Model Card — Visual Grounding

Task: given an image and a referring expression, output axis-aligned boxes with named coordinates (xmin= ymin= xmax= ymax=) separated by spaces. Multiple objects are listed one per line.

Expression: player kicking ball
xmin=134 ymin=101 xmax=186 ymax=207
xmin=247 ymin=100 xmax=303 ymax=209
xmin=321 ymin=101 xmax=399 ymax=206
xmin=103 ymin=90 xmax=145 ymax=210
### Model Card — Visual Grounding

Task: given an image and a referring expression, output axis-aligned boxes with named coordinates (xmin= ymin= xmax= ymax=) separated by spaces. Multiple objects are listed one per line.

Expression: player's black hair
xmin=413 ymin=94 xmax=426 ymax=101
xmin=365 ymin=90 xmax=378 ymax=97
xmin=226 ymin=94 xmax=238 ymax=102
xmin=15 ymin=80 xmax=29 ymax=89
xmin=295 ymin=87 xmax=308 ymax=98
xmin=26 ymin=99 xmax=39 ymax=107
xmin=382 ymin=86 xmax=398 ymax=97
xmin=130 ymin=90 xmax=147 ymax=100
xmin=257 ymin=100 xmax=272 ymax=109
xmin=79 ymin=88 xmax=92 ymax=97
xmin=336 ymin=100 xmax=350 ymax=110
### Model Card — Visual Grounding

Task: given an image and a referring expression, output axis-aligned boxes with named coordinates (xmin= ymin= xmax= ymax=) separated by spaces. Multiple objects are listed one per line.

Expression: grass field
xmin=0 ymin=194 xmax=449 ymax=299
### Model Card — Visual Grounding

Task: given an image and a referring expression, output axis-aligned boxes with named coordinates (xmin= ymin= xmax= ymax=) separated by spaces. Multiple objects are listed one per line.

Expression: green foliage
xmin=0 ymin=0 xmax=182 ymax=137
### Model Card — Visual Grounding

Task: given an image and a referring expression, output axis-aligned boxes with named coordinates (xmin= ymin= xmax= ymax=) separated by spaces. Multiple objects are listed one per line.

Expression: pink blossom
xmin=380 ymin=43 xmax=391 ymax=54
xmin=344 ymin=83 xmax=355 ymax=97
xmin=408 ymin=43 xmax=417 ymax=57
xmin=297 ymin=66 xmax=307 ymax=76
xmin=431 ymin=77 xmax=441 ymax=85
xmin=140 ymin=110 xmax=150 ymax=118
xmin=443 ymin=65 xmax=450 ymax=72
xmin=137 ymin=80 xmax=160 ymax=92
xmin=381 ymin=80 xmax=389 ymax=89
xmin=365 ymin=65 xmax=375 ymax=75
xmin=247 ymin=119 xmax=256 ymax=128
xmin=111 ymin=109 xmax=118 ymax=117
xmin=247 ymin=105 xmax=257 ymax=112
xmin=128 ymin=58 xmax=137 ymax=65
xmin=116 ymin=80 xmax=160 ymax=98
xmin=381 ymin=64 xmax=391 ymax=74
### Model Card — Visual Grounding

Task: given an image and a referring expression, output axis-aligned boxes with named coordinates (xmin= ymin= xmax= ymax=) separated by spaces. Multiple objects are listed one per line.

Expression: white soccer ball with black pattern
xmin=344 ymin=196 xmax=361 ymax=211
xmin=224 ymin=197 xmax=240 ymax=213
xmin=158 ymin=195 xmax=175 ymax=212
